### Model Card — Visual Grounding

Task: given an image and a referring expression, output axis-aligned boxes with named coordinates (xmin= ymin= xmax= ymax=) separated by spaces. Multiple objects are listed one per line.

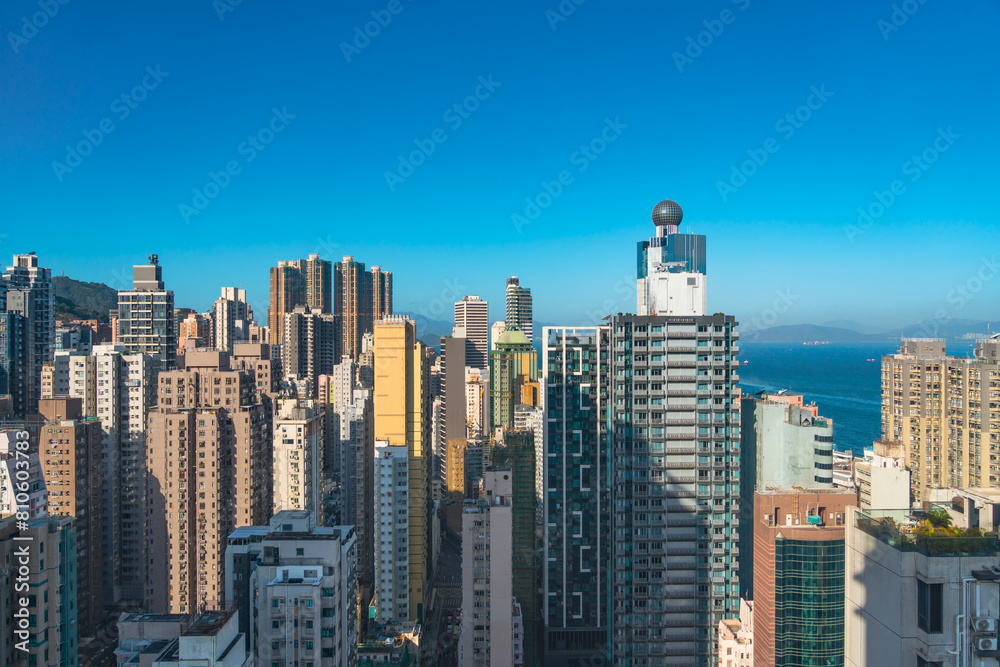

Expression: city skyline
xmin=3 ymin=1 xmax=999 ymax=330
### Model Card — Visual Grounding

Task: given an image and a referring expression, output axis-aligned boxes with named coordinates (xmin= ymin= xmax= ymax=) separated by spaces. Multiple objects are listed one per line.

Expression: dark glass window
xmin=917 ymin=580 xmax=943 ymax=633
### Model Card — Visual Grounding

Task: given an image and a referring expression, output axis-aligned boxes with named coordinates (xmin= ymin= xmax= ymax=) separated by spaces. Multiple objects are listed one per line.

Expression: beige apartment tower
xmin=882 ymin=337 xmax=1000 ymax=502
xmin=374 ymin=316 xmax=430 ymax=622
xmin=268 ymin=254 xmax=332 ymax=345
xmin=146 ymin=350 xmax=272 ymax=614
xmin=37 ymin=397 xmax=105 ymax=637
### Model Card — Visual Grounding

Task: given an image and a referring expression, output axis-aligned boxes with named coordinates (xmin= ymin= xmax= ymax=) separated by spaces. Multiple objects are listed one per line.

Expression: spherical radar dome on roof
xmin=652 ymin=200 xmax=683 ymax=226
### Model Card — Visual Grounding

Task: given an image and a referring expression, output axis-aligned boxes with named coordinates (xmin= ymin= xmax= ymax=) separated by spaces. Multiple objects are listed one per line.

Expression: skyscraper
xmin=505 ymin=277 xmax=533 ymax=344
xmin=753 ymin=487 xmax=854 ymax=666
xmin=881 ymin=336 xmax=1000 ymax=503
xmin=52 ymin=343 xmax=160 ymax=606
xmin=609 ymin=201 xmax=741 ymax=663
xmin=455 ymin=296 xmax=489 ymax=368
xmin=213 ymin=287 xmax=254 ymax=352
xmin=542 ymin=325 xmax=611 ymax=665
xmin=146 ymin=350 xmax=272 ymax=613
xmin=268 ymin=254 xmax=332 ymax=345
xmin=281 ymin=306 xmax=339 ymax=397
xmin=334 ymin=256 xmax=394 ymax=359
xmin=491 ymin=431 xmax=540 ymax=667
xmin=2 ymin=253 xmax=54 ymax=416
xmin=373 ymin=440 xmax=410 ymax=624
xmin=460 ymin=468 xmax=517 ymax=667
xmin=37 ymin=397 xmax=104 ymax=637
xmin=272 ymin=398 xmax=323 ymax=519
xmin=373 ymin=316 xmax=430 ymax=622
xmin=117 ymin=254 xmax=176 ymax=370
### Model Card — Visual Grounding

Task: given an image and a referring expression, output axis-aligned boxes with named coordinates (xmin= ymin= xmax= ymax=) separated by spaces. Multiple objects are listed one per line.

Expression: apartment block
xmin=268 ymin=254 xmax=332 ymax=346
xmin=281 ymin=306 xmax=339 ymax=398
xmin=2 ymin=253 xmax=54 ymax=417
xmin=373 ymin=440 xmax=410 ymax=624
xmin=53 ymin=343 xmax=159 ymax=606
xmin=460 ymin=469 xmax=518 ymax=667
xmin=213 ymin=287 xmax=254 ymax=352
xmin=717 ymin=599 xmax=753 ymax=667
xmin=0 ymin=429 xmax=47 ymax=519
xmin=374 ymin=316 xmax=431 ymax=623
xmin=273 ymin=398 xmax=323 ymax=519
xmin=0 ymin=515 xmax=78 ymax=667
xmin=117 ymin=255 xmax=176 ymax=370
xmin=146 ymin=350 xmax=272 ymax=613
xmin=333 ymin=389 xmax=374 ymax=586
xmin=854 ymin=440 xmax=911 ymax=510
xmin=489 ymin=325 xmax=537 ymax=433
xmin=116 ymin=607 xmax=250 ymax=666
xmin=37 ymin=397 xmax=104 ymax=637
xmin=250 ymin=511 xmax=358 ymax=667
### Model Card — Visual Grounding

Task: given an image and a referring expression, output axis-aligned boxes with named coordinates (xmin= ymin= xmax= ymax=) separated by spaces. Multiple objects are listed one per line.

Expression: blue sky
xmin=2 ymin=0 xmax=998 ymax=332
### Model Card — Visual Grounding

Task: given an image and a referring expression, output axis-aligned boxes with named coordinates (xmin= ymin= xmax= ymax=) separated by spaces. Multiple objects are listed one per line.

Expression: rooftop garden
xmin=855 ymin=507 xmax=999 ymax=557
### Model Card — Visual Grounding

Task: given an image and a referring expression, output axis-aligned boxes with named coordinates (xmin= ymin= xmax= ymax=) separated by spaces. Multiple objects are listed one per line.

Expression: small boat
xmin=866 ymin=358 xmax=876 ymax=362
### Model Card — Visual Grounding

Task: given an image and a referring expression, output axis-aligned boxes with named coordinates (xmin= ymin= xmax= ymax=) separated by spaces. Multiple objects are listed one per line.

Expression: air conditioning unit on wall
xmin=974 ymin=617 xmax=997 ymax=633
xmin=977 ymin=637 xmax=998 ymax=652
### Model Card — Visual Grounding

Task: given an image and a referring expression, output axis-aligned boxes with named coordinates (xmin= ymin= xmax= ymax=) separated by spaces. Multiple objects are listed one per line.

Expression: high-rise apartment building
xmin=491 ymin=431 xmax=540 ymax=667
xmin=2 ymin=253 xmax=54 ymax=417
xmin=213 ymin=287 xmax=254 ymax=352
xmin=608 ymin=202 xmax=741 ymax=664
xmin=371 ymin=264 xmax=393 ymax=324
xmin=455 ymin=296 xmax=489 ymax=368
xmin=460 ymin=468 xmax=519 ymax=667
xmin=881 ymin=336 xmax=1000 ymax=503
xmin=374 ymin=316 xmax=431 ymax=623
xmin=489 ymin=325 xmax=537 ymax=433
xmin=332 ymin=389 xmax=374 ymax=587
xmin=608 ymin=313 xmax=741 ymax=663
xmin=334 ymin=256 xmax=393 ymax=359
xmin=250 ymin=511 xmax=358 ymax=667
xmin=37 ymin=397 xmax=104 ymax=637
xmin=115 ymin=608 xmax=250 ymax=666
xmin=0 ymin=430 xmax=47 ymax=519
xmin=753 ymin=487 xmax=855 ymax=666
xmin=273 ymin=398 xmax=323 ymax=519
xmin=177 ymin=311 xmax=212 ymax=350
xmin=0 ymin=515 xmax=78 ymax=667
xmin=117 ymin=254 xmax=176 ymax=370
xmin=268 ymin=254 xmax=332 ymax=346
xmin=542 ymin=325 xmax=611 ymax=665
xmin=146 ymin=350 xmax=272 ymax=613
xmin=53 ymin=343 xmax=159 ymax=606
xmin=744 ymin=392 xmax=835 ymax=488
xmin=373 ymin=440 xmax=410 ymax=624
xmin=281 ymin=306 xmax=339 ymax=397
xmin=505 ymin=278 xmax=533 ymax=344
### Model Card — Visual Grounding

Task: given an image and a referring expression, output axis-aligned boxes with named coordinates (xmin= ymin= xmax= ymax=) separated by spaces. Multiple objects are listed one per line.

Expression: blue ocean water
xmin=738 ymin=341 xmax=976 ymax=455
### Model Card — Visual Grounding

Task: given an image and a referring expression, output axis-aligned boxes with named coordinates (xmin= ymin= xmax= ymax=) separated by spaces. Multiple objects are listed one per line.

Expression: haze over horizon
xmin=5 ymin=0 xmax=999 ymax=331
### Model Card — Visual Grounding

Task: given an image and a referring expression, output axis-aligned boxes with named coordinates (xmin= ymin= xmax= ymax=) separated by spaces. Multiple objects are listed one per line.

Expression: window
xmin=917 ymin=580 xmax=942 ymax=633
xmin=917 ymin=659 xmax=943 ymax=667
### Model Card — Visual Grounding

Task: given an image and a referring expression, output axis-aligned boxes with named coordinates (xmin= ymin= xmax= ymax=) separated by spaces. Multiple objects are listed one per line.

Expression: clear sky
xmin=3 ymin=0 xmax=998 ymax=332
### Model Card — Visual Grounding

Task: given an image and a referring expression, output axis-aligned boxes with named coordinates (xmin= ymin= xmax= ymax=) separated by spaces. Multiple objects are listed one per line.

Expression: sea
xmin=737 ymin=341 xmax=977 ymax=456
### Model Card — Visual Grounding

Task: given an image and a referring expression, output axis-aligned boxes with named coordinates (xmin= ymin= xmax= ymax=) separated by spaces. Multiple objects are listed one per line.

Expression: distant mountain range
xmin=745 ymin=319 xmax=1000 ymax=343
xmin=53 ymin=276 xmax=117 ymax=322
